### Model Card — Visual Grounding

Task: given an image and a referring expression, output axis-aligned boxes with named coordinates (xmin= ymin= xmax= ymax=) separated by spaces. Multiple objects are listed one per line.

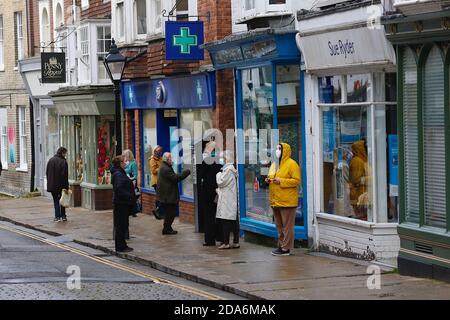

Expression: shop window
xmin=402 ymin=48 xmax=419 ymax=224
xmin=423 ymin=46 xmax=446 ymax=229
xmin=319 ymin=76 xmax=342 ymax=104
xmin=276 ymin=65 xmax=303 ymax=226
xmin=180 ymin=109 xmax=213 ymax=198
xmin=347 ymin=74 xmax=369 ymax=103
xmin=242 ymin=66 xmax=274 ymax=223
xmin=321 ymin=105 xmax=373 ymax=221
xmin=18 ymin=106 xmax=27 ymax=170
xmin=44 ymin=108 xmax=59 ymax=166
xmin=0 ymin=107 xmax=7 ymax=169
xmin=143 ymin=110 xmax=157 ymax=190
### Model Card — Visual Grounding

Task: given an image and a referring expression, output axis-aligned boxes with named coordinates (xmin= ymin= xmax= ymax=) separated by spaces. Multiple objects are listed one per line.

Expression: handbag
xmin=59 ymin=189 xmax=72 ymax=208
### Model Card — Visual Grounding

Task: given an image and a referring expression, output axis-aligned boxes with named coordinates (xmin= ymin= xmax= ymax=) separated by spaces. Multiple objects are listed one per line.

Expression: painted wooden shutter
xmin=423 ymin=46 xmax=446 ymax=229
xmin=403 ymin=48 xmax=420 ymax=223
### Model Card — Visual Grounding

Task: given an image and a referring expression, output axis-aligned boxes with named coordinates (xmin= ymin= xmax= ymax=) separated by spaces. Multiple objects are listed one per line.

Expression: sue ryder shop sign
xmin=41 ymin=52 xmax=66 ymax=83
xmin=296 ymin=27 xmax=396 ymax=72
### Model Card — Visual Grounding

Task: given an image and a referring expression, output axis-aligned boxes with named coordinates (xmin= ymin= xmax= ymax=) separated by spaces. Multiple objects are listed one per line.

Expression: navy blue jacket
xmin=111 ymin=166 xmax=136 ymax=206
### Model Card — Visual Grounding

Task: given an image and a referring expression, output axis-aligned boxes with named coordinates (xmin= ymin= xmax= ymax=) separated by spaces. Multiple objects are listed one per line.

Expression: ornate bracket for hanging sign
xmin=161 ymin=9 xmax=210 ymax=23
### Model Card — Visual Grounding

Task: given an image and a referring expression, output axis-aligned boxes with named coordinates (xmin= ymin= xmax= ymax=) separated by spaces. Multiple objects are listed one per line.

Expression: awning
xmin=296 ymin=26 xmax=396 ymax=74
xmin=49 ymin=86 xmax=114 ymax=116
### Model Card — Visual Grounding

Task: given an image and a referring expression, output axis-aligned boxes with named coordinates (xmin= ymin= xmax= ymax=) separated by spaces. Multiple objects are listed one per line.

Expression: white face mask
xmin=276 ymin=149 xmax=282 ymax=159
xmin=219 ymin=158 xmax=225 ymax=165
xmin=125 ymin=161 xmax=130 ymax=166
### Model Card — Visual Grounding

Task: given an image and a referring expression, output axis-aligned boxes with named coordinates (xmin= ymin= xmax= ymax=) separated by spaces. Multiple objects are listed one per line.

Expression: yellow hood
xmin=352 ymin=140 xmax=367 ymax=162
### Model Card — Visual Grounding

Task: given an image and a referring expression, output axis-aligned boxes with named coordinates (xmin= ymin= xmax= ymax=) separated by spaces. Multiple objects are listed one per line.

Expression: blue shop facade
xmin=205 ymin=29 xmax=308 ymax=241
xmin=121 ymin=73 xmax=216 ymax=204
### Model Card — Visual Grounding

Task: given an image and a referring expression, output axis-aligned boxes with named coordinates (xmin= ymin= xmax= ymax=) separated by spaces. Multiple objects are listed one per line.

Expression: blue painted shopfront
xmin=120 ymin=73 xmax=216 ymax=202
xmin=207 ymin=31 xmax=308 ymax=240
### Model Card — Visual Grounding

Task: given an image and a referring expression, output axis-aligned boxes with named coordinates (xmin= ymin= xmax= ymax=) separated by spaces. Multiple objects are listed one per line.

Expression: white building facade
xmin=297 ymin=0 xmax=400 ymax=266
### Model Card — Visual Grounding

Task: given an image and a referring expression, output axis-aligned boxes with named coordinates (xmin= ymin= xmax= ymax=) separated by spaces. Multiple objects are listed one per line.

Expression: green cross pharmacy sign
xmin=166 ymin=21 xmax=204 ymax=61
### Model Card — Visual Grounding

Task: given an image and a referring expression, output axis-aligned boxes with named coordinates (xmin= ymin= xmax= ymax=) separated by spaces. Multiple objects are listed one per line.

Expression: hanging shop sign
xmin=296 ymin=27 xmax=396 ymax=72
xmin=165 ymin=21 xmax=204 ymax=61
xmin=41 ymin=52 xmax=66 ymax=83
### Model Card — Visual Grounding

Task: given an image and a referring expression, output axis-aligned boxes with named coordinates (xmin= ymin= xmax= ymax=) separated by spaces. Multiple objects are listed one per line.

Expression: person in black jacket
xmin=198 ymin=141 xmax=223 ymax=246
xmin=157 ymin=152 xmax=190 ymax=235
xmin=46 ymin=147 xmax=69 ymax=222
xmin=111 ymin=155 xmax=136 ymax=253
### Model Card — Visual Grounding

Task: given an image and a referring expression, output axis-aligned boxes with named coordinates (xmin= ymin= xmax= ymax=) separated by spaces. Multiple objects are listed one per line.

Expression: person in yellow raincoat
xmin=349 ymin=140 xmax=371 ymax=220
xmin=265 ymin=143 xmax=301 ymax=256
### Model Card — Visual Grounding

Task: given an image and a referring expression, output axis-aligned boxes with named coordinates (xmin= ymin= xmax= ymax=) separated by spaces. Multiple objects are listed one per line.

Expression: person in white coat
xmin=216 ymin=151 xmax=240 ymax=250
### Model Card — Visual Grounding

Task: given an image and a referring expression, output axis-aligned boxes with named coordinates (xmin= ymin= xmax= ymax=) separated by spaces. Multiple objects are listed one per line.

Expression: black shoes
xmin=117 ymin=247 xmax=134 ymax=253
xmin=162 ymin=229 xmax=178 ymax=235
xmin=152 ymin=208 xmax=164 ymax=220
xmin=271 ymin=248 xmax=291 ymax=256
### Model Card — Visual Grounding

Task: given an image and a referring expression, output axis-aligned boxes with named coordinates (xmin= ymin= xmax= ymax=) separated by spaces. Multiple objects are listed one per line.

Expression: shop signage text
xmin=328 ymin=40 xmax=355 ymax=59
xmin=41 ymin=52 xmax=66 ymax=83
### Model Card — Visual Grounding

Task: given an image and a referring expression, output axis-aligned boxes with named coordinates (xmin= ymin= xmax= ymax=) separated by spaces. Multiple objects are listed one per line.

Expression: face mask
xmin=276 ymin=149 xmax=282 ymax=159
xmin=219 ymin=158 xmax=225 ymax=165
xmin=125 ymin=161 xmax=130 ymax=166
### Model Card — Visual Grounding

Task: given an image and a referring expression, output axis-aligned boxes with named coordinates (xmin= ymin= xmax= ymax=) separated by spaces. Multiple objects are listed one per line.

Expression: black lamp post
xmin=104 ymin=39 xmax=126 ymax=156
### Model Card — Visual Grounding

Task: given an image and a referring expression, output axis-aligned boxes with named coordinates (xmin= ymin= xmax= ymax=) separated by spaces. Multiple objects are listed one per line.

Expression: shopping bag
xmin=59 ymin=189 xmax=72 ymax=208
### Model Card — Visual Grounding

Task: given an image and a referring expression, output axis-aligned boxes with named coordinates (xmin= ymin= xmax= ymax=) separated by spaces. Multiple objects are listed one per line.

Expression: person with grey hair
xmin=157 ymin=152 xmax=191 ymax=235
xmin=216 ymin=151 xmax=240 ymax=249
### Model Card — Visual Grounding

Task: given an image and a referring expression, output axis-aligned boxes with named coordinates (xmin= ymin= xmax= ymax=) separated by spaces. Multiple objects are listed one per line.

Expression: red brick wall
xmin=80 ymin=0 xmax=111 ymax=19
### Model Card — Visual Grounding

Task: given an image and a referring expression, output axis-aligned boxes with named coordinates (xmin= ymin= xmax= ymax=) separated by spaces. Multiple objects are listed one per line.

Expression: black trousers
xmin=203 ymin=202 xmax=223 ymax=245
xmin=221 ymin=218 xmax=240 ymax=245
xmin=51 ymin=191 xmax=66 ymax=219
xmin=162 ymin=203 xmax=177 ymax=232
xmin=114 ymin=203 xmax=131 ymax=251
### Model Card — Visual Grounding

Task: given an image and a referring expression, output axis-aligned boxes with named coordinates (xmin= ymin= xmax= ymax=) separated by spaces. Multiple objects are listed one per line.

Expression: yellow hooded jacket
xmin=349 ymin=140 xmax=369 ymax=205
xmin=267 ymin=143 xmax=301 ymax=208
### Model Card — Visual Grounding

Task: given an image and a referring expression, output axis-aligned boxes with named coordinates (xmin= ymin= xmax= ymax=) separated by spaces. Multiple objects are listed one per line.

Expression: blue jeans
xmin=51 ymin=191 xmax=66 ymax=219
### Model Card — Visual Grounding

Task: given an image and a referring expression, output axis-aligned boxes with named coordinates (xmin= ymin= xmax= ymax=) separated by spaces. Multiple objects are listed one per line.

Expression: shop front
xmin=205 ymin=29 xmax=308 ymax=241
xmin=49 ymin=86 xmax=116 ymax=210
xmin=297 ymin=2 xmax=399 ymax=265
xmin=384 ymin=7 xmax=450 ymax=281
xmin=121 ymin=73 xmax=216 ymax=221
xmin=19 ymin=57 xmax=61 ymax=197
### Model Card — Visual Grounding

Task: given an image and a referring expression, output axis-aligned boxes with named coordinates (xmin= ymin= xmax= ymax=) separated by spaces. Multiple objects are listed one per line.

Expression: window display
xmin=242 ymin=66 xmax=274 ymax=223
xmin=180 ymin=109 xmax=213 ymax=198
xmin=143 ymin=110 xmax=157 ymax=190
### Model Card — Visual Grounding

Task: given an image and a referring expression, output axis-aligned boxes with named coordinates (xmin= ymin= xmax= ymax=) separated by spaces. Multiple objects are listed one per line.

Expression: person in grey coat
xmin=157 ymin=152 xmax=190 ymax=235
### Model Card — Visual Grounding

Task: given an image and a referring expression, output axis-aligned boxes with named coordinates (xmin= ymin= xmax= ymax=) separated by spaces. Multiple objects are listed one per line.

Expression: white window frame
xmin=78 ymin=24 xmax=90 ymax=85
xmin=96 ymin=25 xmax=112 ymax=84
xmin=81 ymin=0 xmax=90 ymax=10
xmin=242 ymin=0 xmax=257 ymax=16
xmin=40 ymin=7 xmax=51 ymax=51
xmin=18 ymin=106 xmax=28 ymax=171
xmin=149 ymin=0 xmax=163 ymax=35
xmin=53 ymin=1 xmax=65 ymax=41
xmin=115 ymin=1 xmax=125 ymax=42
xmin=267 ymin=0 xmax=288 ymax=12
xmin=134 ymin=0 xmax=148 ymax=39
xmin=0 ymin=15 xmax=4 ymax=71
xmin=0 ymin=108 xmax=7 ymax=169
xmin=15 ymin=12 xmax=24 ymax=67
